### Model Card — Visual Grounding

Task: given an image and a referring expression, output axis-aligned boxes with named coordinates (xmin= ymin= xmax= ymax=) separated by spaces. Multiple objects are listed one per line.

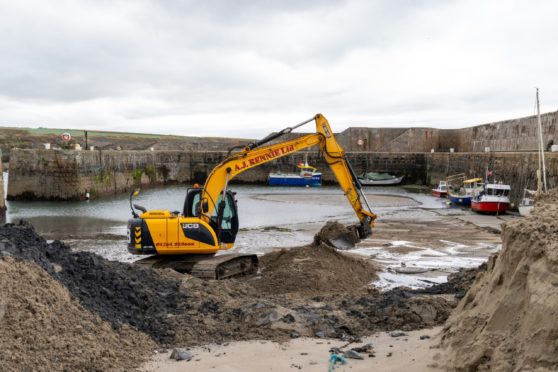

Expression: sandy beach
xmin=143 ymin=327 xmax=443 ymax=372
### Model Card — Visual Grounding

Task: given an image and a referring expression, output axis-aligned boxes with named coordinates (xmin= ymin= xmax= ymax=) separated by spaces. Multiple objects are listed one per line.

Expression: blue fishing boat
xmin=448 ymin=178 xmax=483 ymax=206
xmin=268 ymin=162 xmax=322 ymax=186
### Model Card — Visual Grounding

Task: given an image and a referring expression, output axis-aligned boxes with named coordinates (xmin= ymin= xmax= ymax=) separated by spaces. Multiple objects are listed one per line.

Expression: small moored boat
xmin=448 ymin=178 xmax=484 ymax=206
xmin=432 ymin=181 xmax=448 ymax=197
xmin=471 ymin=183 xmax=511 ymax=214
xmin=357 ymin=172 xmax=404 ymax=186
xmin=268 ymin=162 xmax=322 ymax=187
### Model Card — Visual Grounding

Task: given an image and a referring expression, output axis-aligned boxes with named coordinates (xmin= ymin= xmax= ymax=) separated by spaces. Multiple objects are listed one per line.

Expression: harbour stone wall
xmin=8 ymin=148 xmax=557 ymax=206
xmin=337 ymin=111 xmax=558 ymax=152
xmin=6 ymin=150 xmax=428 ymax=200
xmin=7 ymin=110 xmax=558 ymax=207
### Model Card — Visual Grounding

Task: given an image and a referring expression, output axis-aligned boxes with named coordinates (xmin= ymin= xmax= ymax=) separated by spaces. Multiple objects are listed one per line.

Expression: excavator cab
xmin=183 ymin=188 xmax=239 ymax=244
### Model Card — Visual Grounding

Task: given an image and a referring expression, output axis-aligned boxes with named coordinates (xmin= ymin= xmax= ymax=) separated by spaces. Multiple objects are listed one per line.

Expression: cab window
xmin=190 ymin=193 xmax=201 ymax=216
xmin=212 ymin=193 xmax=235 ymax=230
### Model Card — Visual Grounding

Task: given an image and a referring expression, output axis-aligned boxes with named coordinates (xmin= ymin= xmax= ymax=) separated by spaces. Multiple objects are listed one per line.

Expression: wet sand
xmin=143 ymin=327 xmax=442 ymax=372
xmin=253 ymin=192 xmax=420 ymax=208
xmin=42 ymin=190 xmax=512 ymax=288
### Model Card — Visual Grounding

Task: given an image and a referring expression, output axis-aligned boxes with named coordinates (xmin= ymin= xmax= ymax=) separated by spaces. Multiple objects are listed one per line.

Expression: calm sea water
xmin=6 ymin=184 xmax=441 ymax=232
xmin=4 ymin=181 xmax=445 ymax=258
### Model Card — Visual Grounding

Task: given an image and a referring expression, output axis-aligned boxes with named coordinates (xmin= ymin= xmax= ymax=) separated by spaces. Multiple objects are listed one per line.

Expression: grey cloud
xmin=0 ymin=0 xmax=556 ymax=137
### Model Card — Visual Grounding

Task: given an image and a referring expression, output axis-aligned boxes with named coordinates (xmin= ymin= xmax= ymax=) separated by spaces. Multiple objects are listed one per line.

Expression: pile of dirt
xmin=0 ymin=256 xmax=156 ymax=371
xmin=167 ymin=231 xmax=463 ymax=345
xmin=166 ymin=276 xmax=456 ymax=346
xmin=0 ymin=218 xmax=480 ymax=368
xmin=0 ymin=221 xmax=185 ymax=344
xmin=252 ymin=242 xmax=377 ymax=295
xmin=440 ymin=189 xmax=558 ymax=370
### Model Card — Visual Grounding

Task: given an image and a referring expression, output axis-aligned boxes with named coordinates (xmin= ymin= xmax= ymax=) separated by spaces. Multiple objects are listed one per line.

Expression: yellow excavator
xmin=128 ymin=114 xmax=377 ymax=279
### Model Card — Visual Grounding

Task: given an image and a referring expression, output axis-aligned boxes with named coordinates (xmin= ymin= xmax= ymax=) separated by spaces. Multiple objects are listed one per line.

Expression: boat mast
xmin=536 ymin=88 xmax=548 ymax=193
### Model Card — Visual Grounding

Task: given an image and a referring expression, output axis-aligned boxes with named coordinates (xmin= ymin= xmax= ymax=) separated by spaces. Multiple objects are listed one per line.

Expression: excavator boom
xmin=199 ymin=113 xmax=376 ymax=236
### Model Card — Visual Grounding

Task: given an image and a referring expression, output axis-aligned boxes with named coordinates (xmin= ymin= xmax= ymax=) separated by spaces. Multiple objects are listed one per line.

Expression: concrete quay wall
xmin=454 ymin=111 xmax=558 ymax=152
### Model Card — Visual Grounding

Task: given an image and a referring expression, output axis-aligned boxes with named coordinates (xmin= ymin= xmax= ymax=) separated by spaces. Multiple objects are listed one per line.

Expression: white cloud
xmin=0 ymin=0 xmax=556 ymax=137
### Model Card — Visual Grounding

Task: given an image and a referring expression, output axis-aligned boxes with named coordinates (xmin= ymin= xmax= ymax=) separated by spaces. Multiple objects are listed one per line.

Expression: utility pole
xmin=536 ymin=88 xmax=547 ymax=193
xmin=84 ymin=130 xmax=88 ymax=150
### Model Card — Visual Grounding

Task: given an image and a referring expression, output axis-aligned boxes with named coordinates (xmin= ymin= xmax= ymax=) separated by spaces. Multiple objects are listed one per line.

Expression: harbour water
xmin=5 ymin=182 xmax=505 ymax=289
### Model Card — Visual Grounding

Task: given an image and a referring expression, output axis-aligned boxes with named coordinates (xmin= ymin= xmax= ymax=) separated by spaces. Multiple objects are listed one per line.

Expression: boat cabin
xmin=464 ymin=178 xmax=483 ymax=187
xmin=484 ymin=183 xmax=511 ymax=197
xmin=297 ymin=164 xmax=320 ymax=178
xmin=437 ymin=181 xmax=448 ymax=191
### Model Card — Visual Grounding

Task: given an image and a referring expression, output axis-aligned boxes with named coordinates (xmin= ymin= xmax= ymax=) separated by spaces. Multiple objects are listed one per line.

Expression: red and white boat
xmin=471 ymin=183 xmax=511 ymax=214
xmin=432 ymin=181 xmax=448 ymax=197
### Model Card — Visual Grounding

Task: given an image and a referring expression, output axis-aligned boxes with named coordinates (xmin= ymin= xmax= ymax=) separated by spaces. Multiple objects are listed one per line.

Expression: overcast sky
xmin=0 ymin=0 xmax=556 ymax=138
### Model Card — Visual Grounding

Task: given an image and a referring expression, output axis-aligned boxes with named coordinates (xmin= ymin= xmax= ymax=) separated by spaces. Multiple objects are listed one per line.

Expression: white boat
xmin=471 ymin=183 xmax=511 ymax=214
xmin=357 ymin=172 xmax=404 ymax=186
xmin=432 ymin=181 xmax=448 ymax=197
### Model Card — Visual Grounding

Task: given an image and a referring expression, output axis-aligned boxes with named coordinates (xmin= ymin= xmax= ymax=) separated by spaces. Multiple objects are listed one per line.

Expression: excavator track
xmin=134 ymin=253 xmax=259 ymax=280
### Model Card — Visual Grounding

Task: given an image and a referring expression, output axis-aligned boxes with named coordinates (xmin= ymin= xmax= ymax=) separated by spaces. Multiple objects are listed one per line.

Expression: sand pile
xmin=253 ymin=242 xmax=377 ymax=295
xmin=440 ymin=189 xmax=558 ymax=371
xmin=0 ymin=221 xmax=186 ymax=344
xmin=0 ymin=256 xmax=156 ymax=371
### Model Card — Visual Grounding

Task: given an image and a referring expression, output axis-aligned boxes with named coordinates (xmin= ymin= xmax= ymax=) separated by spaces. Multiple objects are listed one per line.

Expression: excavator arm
xmin=199 ymin=113 xmax=376 ymax=238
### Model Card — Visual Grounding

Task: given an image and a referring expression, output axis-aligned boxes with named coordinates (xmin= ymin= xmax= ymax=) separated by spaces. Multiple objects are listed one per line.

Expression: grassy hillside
xmin=0 ymin=126 xmax=253 ymax=160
